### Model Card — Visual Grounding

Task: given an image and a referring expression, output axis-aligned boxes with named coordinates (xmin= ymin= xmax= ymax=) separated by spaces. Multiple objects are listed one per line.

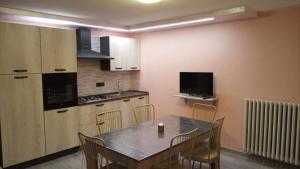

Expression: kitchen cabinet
xmin=100 ymin=36 xmax=140 ymax=71
xmin=41 ymin=27 xmax=77 ymax=73
xmin=0 ymin=74 xmax=45 ymax=167
xmin=78 ymin=101 xmax=121 ymax=136
xmin=44 ymin=107 xmax=79 ymax=155
xmin=0 ymin=22 xmax=41 ymax=74
xmin=120 ymin=98 xmax=136 ymax=128
xmin=134 ymin=95 xmax=149 ymax=107
xmin=78 ymin=95 xmax=149 ymax=136
xmin=127 ymin=38 xmax=140 ymax=70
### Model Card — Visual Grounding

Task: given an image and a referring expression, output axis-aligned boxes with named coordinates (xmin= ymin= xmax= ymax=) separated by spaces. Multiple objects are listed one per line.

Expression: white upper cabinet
xmin=100 ymin=36 xmax=140 ymax=71
xmin=0 ymin=22 xmax=41 ymax=74
xmin=127 ymin=38 xmax=140 ymax=70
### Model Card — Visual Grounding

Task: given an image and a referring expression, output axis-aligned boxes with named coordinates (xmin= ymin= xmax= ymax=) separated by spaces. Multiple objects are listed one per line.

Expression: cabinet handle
xmin=55 ymin=69 xmax=66 ymax=72
xmin=13 ymin=69 xmax=28 ymax=73
xmin=123 ymin=99 xmax=130 ymax=102
xmin=131 ymin=67 xmax=137 ymax=70
xmin=57 ymin=110 xmax=68 ymax=113
xmin=14 ymin=76 xmax=28 ymax=79
xmin=115 ymin=67 xmax=123 ymax=70
xmin=138 ymin=97 xmax=144 ymax=100
xmin=96 ymin=122 xmax=104 ymax=125
xmin=96 ymin=104 xmax=105 ymax=107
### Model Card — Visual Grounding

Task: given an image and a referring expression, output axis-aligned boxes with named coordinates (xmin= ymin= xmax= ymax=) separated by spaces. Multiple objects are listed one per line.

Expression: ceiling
xmin=0 ymin=0 xmax=299 ymax=27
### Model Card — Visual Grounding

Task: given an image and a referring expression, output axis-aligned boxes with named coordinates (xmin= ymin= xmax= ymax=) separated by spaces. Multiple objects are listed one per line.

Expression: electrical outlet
xmin=96 ymin=82 xmax=105 ymax=87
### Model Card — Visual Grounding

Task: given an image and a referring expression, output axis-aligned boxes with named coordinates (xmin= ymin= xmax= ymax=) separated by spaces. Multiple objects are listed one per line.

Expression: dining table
xmin=94 ymin=115 xmax=213 ymax=169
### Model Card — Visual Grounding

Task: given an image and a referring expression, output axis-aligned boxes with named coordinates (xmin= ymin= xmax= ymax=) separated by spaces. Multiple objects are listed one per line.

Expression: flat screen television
xmin=180 ymin=72 xmax=213 ymax=97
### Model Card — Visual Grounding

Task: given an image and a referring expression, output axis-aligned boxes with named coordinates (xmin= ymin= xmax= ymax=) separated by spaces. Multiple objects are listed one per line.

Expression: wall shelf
xmin=174 ymin=94 xmax=218 ymax=105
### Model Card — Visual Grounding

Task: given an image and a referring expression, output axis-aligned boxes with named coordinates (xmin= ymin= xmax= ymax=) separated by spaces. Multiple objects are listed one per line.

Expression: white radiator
xmin=244 ymin=99 xmax=300 ymax=166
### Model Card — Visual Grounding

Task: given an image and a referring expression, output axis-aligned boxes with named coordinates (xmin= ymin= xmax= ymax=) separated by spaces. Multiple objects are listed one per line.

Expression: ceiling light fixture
xmin=136 ymin=0 xmax=161 ymax=4
xmin=22 ymin=16 xmax=129 ymax=32
xmin=129 ymin=17 xmax=215 ymax=32
xmin=18 ymin=16 xmax=214 ymax=33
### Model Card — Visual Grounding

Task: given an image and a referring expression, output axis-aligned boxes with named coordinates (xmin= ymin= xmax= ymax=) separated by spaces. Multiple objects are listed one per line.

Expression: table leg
xmin=210 ymin=162 xmax=216 ymax=169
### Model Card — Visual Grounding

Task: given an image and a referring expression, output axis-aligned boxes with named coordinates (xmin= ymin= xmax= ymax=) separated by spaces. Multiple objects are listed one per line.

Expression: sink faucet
xmin=116 ymin=80 xmax=121 ymax=94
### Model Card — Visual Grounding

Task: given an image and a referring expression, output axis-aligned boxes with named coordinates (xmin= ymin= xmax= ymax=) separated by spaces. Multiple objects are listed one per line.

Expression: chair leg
xmin=199 ymin=162 xmax=201 ymax=169
xmin=192 ymin=161 xmax=195 ymax=169
xmin=209 ymin=162 xmax=216 ymax=169
xmin=216 ymin=158 xmax=220 ymax=169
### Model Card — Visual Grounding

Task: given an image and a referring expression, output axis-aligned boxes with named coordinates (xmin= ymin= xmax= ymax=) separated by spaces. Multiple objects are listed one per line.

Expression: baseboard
xmin=221 ymin=147 xmax=300 ymax=169
xmin=2 ymin=146 xmax=80 ymax=169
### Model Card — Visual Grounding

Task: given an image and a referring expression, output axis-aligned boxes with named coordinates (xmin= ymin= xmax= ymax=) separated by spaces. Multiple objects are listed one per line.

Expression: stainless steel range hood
xmin=76 ymin=28 xmax=113 ymax=60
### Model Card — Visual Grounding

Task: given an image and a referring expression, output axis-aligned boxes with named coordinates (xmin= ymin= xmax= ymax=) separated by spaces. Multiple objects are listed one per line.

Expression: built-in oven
xmin=42 ymin=73 xmax=78 ymax=111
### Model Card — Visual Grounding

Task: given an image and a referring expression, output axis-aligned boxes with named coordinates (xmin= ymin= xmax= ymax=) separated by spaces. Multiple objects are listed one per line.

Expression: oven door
xmin=42 ymin=73 xmax=78 ymax=111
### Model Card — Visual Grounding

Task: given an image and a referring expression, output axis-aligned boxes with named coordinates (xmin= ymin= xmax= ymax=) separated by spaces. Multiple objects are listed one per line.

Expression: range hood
xmin=76 ymin=28 xmax=112 ymax=59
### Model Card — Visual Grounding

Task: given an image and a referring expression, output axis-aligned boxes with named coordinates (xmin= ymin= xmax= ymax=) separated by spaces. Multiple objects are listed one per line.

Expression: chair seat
xmin=191 ymin=149 xmax=218 ymax=162
xmin=181 ymin=141 xmax=208 ymax=157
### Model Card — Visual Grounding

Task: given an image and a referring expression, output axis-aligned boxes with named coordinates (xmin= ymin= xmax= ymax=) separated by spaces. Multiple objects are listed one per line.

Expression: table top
xmin=96 ymin=115 xmax=212 ymax=162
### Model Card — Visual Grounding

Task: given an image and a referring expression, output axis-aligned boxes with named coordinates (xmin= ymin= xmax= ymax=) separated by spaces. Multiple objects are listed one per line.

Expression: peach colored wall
xmin=138 ymin=6 xmax=300 ymax=152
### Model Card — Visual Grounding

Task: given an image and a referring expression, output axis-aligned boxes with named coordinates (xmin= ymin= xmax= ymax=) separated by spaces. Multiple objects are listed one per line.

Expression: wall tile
xmin=77 ymin=59 xmax=139 ymax=96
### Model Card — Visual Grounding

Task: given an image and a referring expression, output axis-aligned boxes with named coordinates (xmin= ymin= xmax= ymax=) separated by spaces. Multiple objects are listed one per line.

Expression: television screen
xmin=180 ymin=72 xmax=213 ymax=97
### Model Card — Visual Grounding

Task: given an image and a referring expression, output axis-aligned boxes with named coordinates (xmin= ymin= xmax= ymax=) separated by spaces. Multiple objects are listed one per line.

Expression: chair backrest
xmin=96 ymin=110 xmax=122 ymax=135
xmin=208 ymin=117 xmax=225 ymax=160
xmin=192 ymin=103 xmax=217 ymax=123
xmin=78 ymin=132 xmax=107 ymax=169
xmin=169 ymin=128 xmax=200 ymax=169
xmin=134 ymin=104 xmax=155 ymax=124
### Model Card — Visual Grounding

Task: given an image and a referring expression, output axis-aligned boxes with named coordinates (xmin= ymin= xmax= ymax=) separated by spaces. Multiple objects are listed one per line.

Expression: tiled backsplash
xmin=77 ymin=59 xmax=140 ymax=96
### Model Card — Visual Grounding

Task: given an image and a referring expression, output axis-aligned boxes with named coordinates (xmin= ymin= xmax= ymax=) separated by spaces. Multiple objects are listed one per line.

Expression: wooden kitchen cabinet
xmin=100 ymin=36 xmax=140 ymax=71
xmin=78 ymin=101 xmax=121 ymax=136
xmin=44 ymin=107 xmax=79 ymax=155
xmin=78 ymin=96 xmax=148 ymax=136
xmin=134 ymin=95 xmax=149 ymax=107
xmin=0 ymin=74 xmax=45 ymax=167
xmin=120 ymin=98 xmax=136 ymax=128
xmin=41 ymin=27 xmax=77 ymax=73
xmin=0 ymin=22 xmax=41 ymax=74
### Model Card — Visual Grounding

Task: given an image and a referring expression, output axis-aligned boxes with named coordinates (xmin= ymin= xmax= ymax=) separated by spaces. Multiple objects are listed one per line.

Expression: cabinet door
xmin=120 ymin=98 xmax=135 ymax=128
xmin=78 ymin=101 xmax=121 ymax=136
xmin=110 ymin=37 xmax=127 ymax=71
xmin=0 ymin=74 xmax=45 ymax=167
xmin=127 ymin=39 xmax=140 ymax=70
xmin=0 ymin=22 xmax=41 ymax=74
xmin=41 ymin=27 xmax=77 ymax=73
xmin=134 ymin=96 xmax=149 ymax=107
xmin=44 ymin=107 xmax=79 ymax=155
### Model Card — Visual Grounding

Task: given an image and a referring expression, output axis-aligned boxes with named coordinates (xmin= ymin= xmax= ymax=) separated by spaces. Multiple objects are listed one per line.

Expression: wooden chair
xmin=133 ymin=104 xmax=155 ymax=124
xmin=78 ymin=132 xmax=127 ymax=169
xmin=152 ymin=128 xmax=200 ymax=169
xmin=96 ymin=110 xmax=122 ymax=135
xmin=192 ymin=103 xmax=217 ymax=123
xmin=191 ymin=117 xmax=225 ymax=169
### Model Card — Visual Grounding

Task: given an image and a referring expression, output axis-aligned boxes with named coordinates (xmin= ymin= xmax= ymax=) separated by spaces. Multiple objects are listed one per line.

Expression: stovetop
xmin=77 ymin=90 xmax=149 ymax=105
xmin=77 ymin=95 xmax=107 ymax=104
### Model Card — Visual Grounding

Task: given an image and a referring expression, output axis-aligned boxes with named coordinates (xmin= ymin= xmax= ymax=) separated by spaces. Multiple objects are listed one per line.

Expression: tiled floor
xmin=3 ymin=150 xmax=299 ymax=169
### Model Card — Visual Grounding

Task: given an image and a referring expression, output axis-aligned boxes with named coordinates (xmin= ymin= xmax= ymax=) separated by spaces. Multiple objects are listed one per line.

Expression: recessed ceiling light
xmin=136 ymin=0 xmax=161 ymax=4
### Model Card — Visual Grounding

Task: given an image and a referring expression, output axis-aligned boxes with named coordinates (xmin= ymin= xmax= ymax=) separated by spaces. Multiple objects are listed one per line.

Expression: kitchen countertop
xmin=77 ymin=90 xmax=149 ymax=106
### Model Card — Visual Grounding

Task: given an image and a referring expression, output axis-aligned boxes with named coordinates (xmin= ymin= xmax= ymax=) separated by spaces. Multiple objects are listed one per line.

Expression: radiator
xmin=244 ymin=99 xmax=300 ymax=166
